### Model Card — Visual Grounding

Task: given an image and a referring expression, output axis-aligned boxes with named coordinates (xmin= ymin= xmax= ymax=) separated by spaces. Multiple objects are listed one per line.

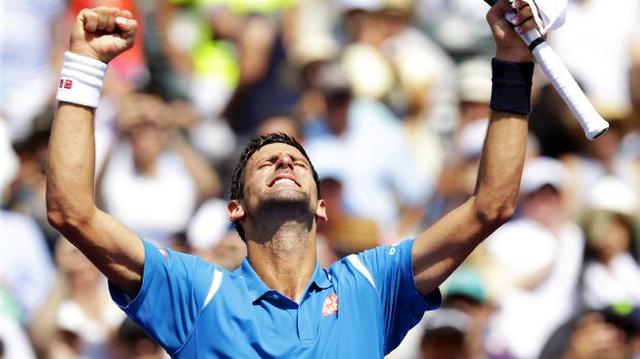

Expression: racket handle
xmin=505 ymin=15 xmax=609 ymax=140
xmin=531 ymin=42 xmax=608 ymax=140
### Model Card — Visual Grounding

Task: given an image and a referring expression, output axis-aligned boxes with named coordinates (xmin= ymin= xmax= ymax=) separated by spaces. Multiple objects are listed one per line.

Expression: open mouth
xmin=269 ymin=176 xmax=300 ymax=187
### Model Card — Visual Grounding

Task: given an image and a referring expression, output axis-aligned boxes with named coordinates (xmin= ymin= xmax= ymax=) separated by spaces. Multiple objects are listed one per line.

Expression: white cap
xmin=290 ymin=33 xmax=338 ymax=66
xmin=458 ymin=57 xmax=492 ymax=103
xmin=457 ymin=118 xmax=488 ymax=159
xmin=339 ymin=0 xmax=383 ymax=12
xmin=520 ymin=157 xmax=568 ymax=194
xmin=342 ymin=44 xmax=394 ymax=99
xmin=586 ymin=176 xmax=638 ymax=215
xmin=487 ymin=219 xmax=558 ymax=278
xmin=187 ymin=199 xmax=231 ymax=251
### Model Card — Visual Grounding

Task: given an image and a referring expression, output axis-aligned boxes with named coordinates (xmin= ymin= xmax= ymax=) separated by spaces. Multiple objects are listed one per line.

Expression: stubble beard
xmin=257 ymin=188 xmax=313 ymax=217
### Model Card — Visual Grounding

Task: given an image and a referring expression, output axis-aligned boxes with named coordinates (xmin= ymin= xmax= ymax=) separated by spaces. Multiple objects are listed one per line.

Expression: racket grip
xmin=531 ymin=42 xmax=608 ymax=140
xmin=507 ymin=22 xmax=609 ymax=140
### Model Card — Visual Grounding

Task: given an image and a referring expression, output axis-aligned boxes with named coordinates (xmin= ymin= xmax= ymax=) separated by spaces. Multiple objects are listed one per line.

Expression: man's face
xmin=228 ymin=143 xmax=327 ymax=225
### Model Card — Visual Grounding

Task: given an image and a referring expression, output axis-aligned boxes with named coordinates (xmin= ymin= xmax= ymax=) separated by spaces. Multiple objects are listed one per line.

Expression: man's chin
xmin=259 ymin=191 xmax=312 ymax=210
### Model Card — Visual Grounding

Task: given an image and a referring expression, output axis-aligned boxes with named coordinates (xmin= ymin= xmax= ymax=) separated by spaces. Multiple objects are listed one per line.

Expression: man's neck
xmin=245 ymin=221 xmax=317 ymax=303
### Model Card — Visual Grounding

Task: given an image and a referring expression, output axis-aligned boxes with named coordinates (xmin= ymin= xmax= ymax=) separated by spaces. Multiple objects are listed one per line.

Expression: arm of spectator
xmin=411 ymin=0 xmax=534 ymax=296
xmin=46 ymin=7 xmax=144 ymax=298
xmin=28 ymin=271 xmax=68 ymax=358
xmin=29 ymin=238 xmax=75 ymax=359
xmin=172 ymin=132 xmax=221 ymax=201
xmin=155 ymin=0 xmax=193 ymax=74
xmin=238 ymin=16 xmax=276 ymax=85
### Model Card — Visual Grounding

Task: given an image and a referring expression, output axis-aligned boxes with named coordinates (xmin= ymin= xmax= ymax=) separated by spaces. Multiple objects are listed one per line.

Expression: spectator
xmin=0 ymin=121 xmax=19 ymax=204
xmin=484 ymin=157 xmax=585 ymax=358
xmin=110 ymin=319 xmax=167 ymax=359
xmin=580 ymin=177 xmax=640 ymax=309
xmin=540 ymin=305 xmax=640 ymax=359
xmin=394 ymin=267 xmax=491 ymax=359
xmin=303 ymin=64 xmax=433 ymax=241
xmin=98 ymin=92 xmax=220 ymax=245
xmin=418 ymin=308 xmax=470 ymax=359
xmin=29 ymin=239 xmax=125 ymax=359
xmin=381 ymin=0 xmax=458 ymax=134
xmin=549 ymin=0 xmax=640 ymax=118
xmin=562 ymin=122 xmax=637 ymax=216
xmin=187 ymin=198 xmax=247 ymax=270
xmin=0 ymin=0 xmax=66 ymax=142
xmin=0 ymin=287 xmax=37 ymax=359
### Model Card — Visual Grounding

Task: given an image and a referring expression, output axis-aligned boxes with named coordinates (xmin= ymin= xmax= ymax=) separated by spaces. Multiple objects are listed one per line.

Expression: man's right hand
xmin=70 ymin=7 xmax=137 ymax=63
xmin=486 ymin=0 xmax=535 ymax=63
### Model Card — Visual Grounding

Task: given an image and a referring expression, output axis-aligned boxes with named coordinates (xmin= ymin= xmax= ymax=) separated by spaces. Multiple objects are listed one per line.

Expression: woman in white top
xmin=580 ymin=177 xmax=640 ymax=309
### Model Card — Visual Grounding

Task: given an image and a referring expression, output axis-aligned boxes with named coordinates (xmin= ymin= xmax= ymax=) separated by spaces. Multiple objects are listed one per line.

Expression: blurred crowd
xmin=2 ymin=0 xmax=640 ymax=358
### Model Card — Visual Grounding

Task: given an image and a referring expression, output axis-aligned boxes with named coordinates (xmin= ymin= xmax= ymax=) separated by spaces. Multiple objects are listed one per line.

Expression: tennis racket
xmin=483 ymin=0 xmax=609 ymax=140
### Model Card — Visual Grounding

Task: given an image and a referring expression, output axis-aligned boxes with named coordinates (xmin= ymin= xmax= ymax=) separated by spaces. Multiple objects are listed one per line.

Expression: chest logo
xmin=322 ymin=294 xmax=338 ymax=317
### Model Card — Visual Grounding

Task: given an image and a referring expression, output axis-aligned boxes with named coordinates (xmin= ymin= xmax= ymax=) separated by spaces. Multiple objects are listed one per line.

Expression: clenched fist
xmin=70 ymin=7 xmax=137 ymax=63
xmin=486 ymin=0 xmax=535 ymax=62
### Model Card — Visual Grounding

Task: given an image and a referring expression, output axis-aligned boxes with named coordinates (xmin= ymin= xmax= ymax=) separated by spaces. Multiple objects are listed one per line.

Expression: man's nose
xmin=275 ymin=155 xmax=294 ymax=170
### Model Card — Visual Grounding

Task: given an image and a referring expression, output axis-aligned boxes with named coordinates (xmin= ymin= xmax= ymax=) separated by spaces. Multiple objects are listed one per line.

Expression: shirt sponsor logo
xmin=322 ymin=294 xmax=338 ymax=317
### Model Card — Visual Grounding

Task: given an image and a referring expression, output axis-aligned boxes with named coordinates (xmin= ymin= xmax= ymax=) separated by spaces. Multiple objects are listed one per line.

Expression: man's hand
xmin=70 ymin=7 xmax=137 ymax=63
xmin=487 ymin=0 xmax=536 ymax=62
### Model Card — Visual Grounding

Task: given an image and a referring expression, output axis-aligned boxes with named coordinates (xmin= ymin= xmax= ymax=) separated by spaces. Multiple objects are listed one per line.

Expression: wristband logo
xmin=59 ymin=79 xmax=73 ymax=89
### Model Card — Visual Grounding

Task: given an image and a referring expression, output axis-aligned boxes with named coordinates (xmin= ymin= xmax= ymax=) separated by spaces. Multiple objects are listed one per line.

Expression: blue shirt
xmin=110 ymin=239 xmax=441 ymax=358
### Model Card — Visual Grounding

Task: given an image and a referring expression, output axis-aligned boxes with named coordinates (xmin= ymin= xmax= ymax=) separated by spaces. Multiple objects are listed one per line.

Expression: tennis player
xmin=46 ymin=0 xmax=536 ymax=357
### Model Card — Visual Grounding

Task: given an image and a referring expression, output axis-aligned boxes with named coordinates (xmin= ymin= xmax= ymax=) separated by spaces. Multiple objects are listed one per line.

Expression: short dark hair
xmin=230 ymin=133 xmax=320 ymax=239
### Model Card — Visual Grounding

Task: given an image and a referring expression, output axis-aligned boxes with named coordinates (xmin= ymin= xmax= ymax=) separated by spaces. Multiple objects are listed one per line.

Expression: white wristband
xmin=56 ymin=52 xmax=108 ymax=108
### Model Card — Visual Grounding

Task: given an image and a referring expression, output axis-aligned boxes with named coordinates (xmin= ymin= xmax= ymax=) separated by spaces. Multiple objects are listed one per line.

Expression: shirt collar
xmin=237 ymin=259 xmax=333 ymax=303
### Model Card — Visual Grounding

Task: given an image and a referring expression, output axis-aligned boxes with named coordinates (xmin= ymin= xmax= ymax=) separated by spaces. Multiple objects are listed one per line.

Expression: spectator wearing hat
xmin=303 ymin=64 xmax=432 ymax=242
xmin=540 ymin=305 xmax=640 ymax=359
xmin=580 ymin=177 xmax=640 ymax=310
xmin=393 ymin=266 xmax=491 ymax=359
xmin=562 ymin=121 xmax=637 ymax=217
xmin=483 ymin=157 xmax=585 ymax=359
xmin=419 ymin=308 xmax=472 ymax=359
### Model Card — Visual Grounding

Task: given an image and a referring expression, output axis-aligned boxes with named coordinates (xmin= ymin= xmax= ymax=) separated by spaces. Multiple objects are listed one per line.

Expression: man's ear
xmin=315 ymin=198 xmax=328 ymax=222
xmin=228 ymin=200 xmax=245 ymax=222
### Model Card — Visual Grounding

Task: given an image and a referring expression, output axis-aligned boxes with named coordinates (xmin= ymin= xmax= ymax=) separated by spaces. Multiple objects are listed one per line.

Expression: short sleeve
xmin=109 ymin=240 xmax=214 ymax=354
xmin=357 ymin=239 xmax=441 ymax=354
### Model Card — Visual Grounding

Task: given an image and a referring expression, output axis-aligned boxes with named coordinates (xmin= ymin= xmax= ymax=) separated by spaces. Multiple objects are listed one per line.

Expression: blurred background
xmin=2 ymin=0 xmax=640 ymax=358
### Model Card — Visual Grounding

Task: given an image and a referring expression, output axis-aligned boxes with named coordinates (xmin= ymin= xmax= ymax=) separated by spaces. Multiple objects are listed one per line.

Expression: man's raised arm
xmin=46 ymin=7 xmax=144 ymax=297
xmin=411 ymin=0 xmax=536 ymax=295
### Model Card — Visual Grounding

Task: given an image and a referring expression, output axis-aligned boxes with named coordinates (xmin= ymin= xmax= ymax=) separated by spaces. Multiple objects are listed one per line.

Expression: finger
xmin=118 ymin=9 xmax=134 ymax=19
xmin=95 ymin=6 xmax=109 ymax=31
xmin=512 ymin=0 xmax=528 ymax=10
xmin=516 ymin=16 xmax=537 ymax=33
xmin=511 ymin=4 xmax=534 ymax=26
xmin=104 ymin=8 xmax=115 ymax=32
xmin=81 ymin=9 xmax=99 ymax=33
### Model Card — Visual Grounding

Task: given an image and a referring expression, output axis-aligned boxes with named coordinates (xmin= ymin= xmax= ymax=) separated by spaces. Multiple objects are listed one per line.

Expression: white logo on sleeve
xmin=389 ymin=247 xmax=396 ymax=255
